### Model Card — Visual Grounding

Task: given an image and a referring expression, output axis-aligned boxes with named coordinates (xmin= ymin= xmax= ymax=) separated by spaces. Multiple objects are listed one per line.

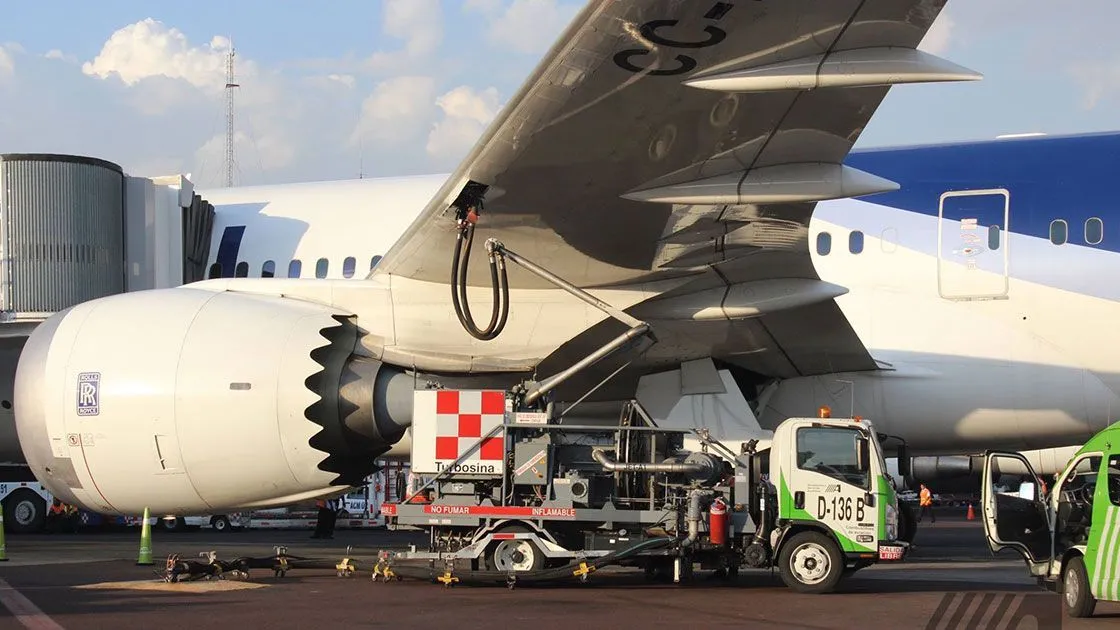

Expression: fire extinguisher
xmin=709 ymin=497 xmax=728 ymax=546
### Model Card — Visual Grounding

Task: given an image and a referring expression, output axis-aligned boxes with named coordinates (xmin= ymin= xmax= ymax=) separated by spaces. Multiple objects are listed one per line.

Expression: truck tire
xmin=160 ymin=517 xmax=186 ymax=532
xmin=1062 ymin=555 xmax=1097 ymax=618
xmin=778 ymin=530 xmax=844 ymax=594
xmin=211 ymin=515 xmax=231 ymax=532
xmin=485 ymin=525 xmax=545 ymax=573
xmin=3 ymin=489 xmax=46 ymax=533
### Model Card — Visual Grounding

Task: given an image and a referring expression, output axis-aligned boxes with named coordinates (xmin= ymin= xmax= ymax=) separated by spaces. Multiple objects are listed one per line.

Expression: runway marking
xmin=0 ymin=578 xmax=64 ymax=630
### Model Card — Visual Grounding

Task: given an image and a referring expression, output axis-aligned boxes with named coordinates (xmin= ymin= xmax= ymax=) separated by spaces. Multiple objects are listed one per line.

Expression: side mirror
xmin=1019 ymin=481 xmax=1036 ymax=501
xmin=857 ymin=437 xmax=870 ymax=472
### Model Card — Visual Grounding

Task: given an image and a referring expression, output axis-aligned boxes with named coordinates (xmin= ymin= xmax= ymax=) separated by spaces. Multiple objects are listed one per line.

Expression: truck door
xmin=1087 ymin=454 xmax=1120 ymax=602
xmin=981 ymin=452 xmax=1052 ymax=576
xmin=787 ymin=425 xmax=879 ymax=553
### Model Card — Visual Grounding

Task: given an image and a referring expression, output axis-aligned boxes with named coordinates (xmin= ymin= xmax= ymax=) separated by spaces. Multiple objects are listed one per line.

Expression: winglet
xmin=684 ymin=47 xmax=982 ymax=93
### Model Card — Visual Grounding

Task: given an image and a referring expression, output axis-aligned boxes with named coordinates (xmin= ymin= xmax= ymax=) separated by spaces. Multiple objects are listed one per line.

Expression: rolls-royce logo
xmin=77 ymin=372 xmax=100 ymax=416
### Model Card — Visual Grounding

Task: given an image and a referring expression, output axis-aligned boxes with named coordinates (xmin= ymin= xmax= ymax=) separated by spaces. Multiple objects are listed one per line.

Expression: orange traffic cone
xmin=967 ymin=503 xmax=975 ymax=520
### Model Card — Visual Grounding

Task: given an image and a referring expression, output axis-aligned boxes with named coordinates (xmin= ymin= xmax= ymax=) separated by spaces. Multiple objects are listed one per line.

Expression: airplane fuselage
xmin=197 ymin=132 xmax=1120 ymax=458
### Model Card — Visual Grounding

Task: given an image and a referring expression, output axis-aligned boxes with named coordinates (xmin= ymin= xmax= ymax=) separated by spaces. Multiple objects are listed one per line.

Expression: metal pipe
xmin=524 ymin=323 xmax=650 ymax=405
xmin=681 ymin=489 xmax=705 ymax=548
xmin=505 ymin=423 xmax=690 ymax=434
xmin=591 ymin=448 xmax=707 ymax=474
xmin=493 ymin=241 xmax=645 ymax=329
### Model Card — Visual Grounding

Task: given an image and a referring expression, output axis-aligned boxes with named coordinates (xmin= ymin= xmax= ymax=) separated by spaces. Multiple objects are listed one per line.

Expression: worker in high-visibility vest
xmin=46 ymin=498 xmax=65 ymax=534
xmin=918 ymin=483 xmax=936 ymax=523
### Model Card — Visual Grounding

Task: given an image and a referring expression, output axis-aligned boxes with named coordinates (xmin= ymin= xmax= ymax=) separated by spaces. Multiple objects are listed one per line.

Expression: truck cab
xmin=769 ymin=415 xmax=904 ymax=591
xmin=980 ymin=421 xmax=1120 ymax=618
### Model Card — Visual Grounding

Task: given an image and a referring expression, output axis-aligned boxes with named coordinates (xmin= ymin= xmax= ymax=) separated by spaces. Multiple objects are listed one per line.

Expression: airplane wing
xmin=373 ymin=0 xmax=977 ymax=380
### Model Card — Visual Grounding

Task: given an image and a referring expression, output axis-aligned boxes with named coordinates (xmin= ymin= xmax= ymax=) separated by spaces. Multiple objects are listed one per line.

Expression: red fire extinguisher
xmin=709 ymin=498 xmax=728 ymax=546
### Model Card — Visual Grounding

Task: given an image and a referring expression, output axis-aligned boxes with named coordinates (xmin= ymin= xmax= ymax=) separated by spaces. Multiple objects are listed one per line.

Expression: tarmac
xmin=0 ymin=509 xmax=1114 ymax=629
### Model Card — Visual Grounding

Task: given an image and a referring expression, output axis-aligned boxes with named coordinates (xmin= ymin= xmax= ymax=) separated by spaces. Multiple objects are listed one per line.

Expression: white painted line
xmin=0 ymin=578 xmax=64 ymax=630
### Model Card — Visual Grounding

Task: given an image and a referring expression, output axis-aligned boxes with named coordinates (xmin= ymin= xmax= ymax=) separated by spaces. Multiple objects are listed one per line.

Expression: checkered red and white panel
xmin=433 ymin=390 xmax=506 ymax=462
xmin=410 ymin=389 xmax=508 ymax=474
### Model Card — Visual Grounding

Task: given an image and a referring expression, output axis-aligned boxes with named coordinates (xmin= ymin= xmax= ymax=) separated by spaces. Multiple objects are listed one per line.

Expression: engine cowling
xmin=15 ymin=287 xmax=415 ymax=516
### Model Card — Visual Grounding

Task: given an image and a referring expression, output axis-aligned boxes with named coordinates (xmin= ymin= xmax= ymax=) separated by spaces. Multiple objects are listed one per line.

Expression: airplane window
xmin=816 ymin=232 xmax=831 ymax=256
xmin=1085 ymin=217 xmax=1104 ymax=245
xmin=988 ymin=225 xmax=1001 ymax=251
xmin=849 ymin=230 xmax=864 ymax=254
xmin=262 ymin=260 xmax=275 ymax=278
xmin=316 ymin=258 xmax=329 ymax=279
xmin=1050 ymin=220 xmax=1068 ymax=245
xmin=288 ymin=260 xmax=302 ymax=278
xmin=208 ymin=263 xmax=222 ymax=279
xmin=235 ymin=262 xmax=249 ymax=278
xmin=343 ymin=256 xmax=356 ymax=279
xmin=370 ymin=255 xmax=382 ymax=271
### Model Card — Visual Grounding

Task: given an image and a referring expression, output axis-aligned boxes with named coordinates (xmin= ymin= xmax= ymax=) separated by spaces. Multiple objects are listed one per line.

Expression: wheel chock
xmin=273 ymin=546 xmax=290 ymax=578
xmin=372 ymin=560 xmax=398 ymax=582
xmin=336 ymin=546 xmax=356 ymax=577
xmin=573 ymin=561 xmax=596 ymax=582
xmin=437 ymin=570 xmax=459 ymax=587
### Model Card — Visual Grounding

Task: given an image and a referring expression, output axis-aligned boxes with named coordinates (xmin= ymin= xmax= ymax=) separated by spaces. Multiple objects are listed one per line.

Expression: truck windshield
xmin=796 ymin=426 xmax=869 ymax=489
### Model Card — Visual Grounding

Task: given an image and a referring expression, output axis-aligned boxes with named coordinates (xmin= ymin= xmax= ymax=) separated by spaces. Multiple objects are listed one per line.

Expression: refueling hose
xmin=450 ymin=206 xmax=510 ymax=341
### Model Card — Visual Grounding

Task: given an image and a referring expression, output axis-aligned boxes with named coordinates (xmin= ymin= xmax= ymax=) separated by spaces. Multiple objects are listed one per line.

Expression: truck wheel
xmin=160 ymin=517 xmax=185 ymax=532
xmin=3 ymin=489 xmax=46 ymax=533
xmin=211 ymin=516 xmax=231 ymax=532
xmin=779 ymin=531 xmax=844 ymax=594
xmin=1063 ymin=556 xmax=1097 ymax=618
xmin=486 ymin=526 xmax=545 ymax=573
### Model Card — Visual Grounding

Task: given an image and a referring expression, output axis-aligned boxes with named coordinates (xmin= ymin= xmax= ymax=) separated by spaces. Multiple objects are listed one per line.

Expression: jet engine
xmin=14 ymin=287 xmax=418 ymax=516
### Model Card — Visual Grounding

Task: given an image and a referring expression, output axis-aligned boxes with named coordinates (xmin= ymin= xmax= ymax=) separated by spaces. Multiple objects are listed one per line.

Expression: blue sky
xmin=1 ymin=1 xmax=1119 ymax=188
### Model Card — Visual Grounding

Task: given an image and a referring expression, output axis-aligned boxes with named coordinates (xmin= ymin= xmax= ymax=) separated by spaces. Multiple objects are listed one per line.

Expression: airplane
xmin=11 ymin=0 xmax=1105 ymax=520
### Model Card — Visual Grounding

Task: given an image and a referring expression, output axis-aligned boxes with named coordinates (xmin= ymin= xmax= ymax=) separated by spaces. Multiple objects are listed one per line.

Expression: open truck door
xmin=981 ymin=451 xmax=1053 ymax=577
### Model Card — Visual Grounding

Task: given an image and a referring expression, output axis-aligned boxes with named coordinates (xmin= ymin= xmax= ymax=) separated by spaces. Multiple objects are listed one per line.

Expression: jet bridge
xmin=0 ymin=153 xmax=215 ymax=322
xmin=0 ymin=153 xmax=214 ymax=470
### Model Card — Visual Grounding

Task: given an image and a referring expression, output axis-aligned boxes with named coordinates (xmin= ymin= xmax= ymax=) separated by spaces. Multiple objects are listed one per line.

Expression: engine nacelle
xmin=15 ymin=287 xmax=415 ymax=516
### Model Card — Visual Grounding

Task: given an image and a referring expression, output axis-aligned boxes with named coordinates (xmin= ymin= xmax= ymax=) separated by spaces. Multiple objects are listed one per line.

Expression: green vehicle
xmin=981 ymin=421 xmax=1120 ymax=618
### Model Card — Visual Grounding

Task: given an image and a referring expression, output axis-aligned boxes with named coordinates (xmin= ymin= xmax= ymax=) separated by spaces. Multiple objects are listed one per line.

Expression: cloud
xmin=465 ymin=0 xmax=503 ymax=12
xmin=1067 ymin=60 xmax=1120 ymax=110
xmin=44 ymin=49 xmax=78 ymax=64
xmin=385 ymin=0 xmax=443 ymax=57
xmin=426 ymin=86 xmax=501 ymax=163
xmin=82 ymin=19 xmax=245 ymax=91
xmin=365 ymin=0 xmax=444 ymax=74
xmin=1 ymin=14 xmax=509 ymax=188
xmin=918 ymin=8 xmax=954 ymax=55
xmin=195 ymin=129 xmax=296 ymax=176
xmin=0 ymin=47 xmax=13 ymax=80
xmin=351 ymin=76 xmax=438 ymax=147
xmin=480 ymin=0 xmax=581 ymax=54
xmin=327 ymin=74 xmax=356 ymax=88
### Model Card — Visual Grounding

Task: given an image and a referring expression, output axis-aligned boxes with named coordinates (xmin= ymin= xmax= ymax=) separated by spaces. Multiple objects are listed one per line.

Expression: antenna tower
xmin=223 ymin=40 xmax=239 ymax=187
